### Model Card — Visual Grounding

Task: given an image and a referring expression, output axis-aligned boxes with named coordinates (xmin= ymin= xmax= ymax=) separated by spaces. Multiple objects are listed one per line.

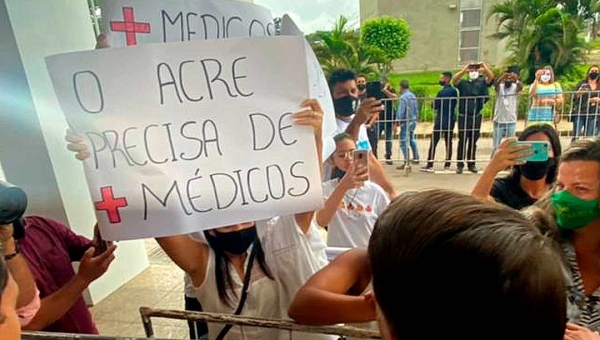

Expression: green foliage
xmin=361 ymin=16 xmax=411 ymax=73
xmin=488 ymin=0 xmax=587 ymax=83
xmin=307 ymin=16 xmax=380 ymax=79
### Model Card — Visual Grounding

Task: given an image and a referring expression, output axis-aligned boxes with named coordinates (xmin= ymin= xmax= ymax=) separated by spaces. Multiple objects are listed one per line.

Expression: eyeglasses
xmin=334 ymin=149 xmax=356 ymax=159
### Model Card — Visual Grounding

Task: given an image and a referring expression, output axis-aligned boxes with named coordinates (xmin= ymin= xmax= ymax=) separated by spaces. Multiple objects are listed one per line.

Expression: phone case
xmin=516 ymin=141 xmax=550 ymax=162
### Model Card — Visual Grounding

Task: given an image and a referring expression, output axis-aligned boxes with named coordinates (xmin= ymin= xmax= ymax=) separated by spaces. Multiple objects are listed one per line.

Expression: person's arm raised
xmin=293 ymin=99 xmax=324 ymax=234
xmin=471 ymin=138 xmax=531 ymax=204
xmin=316 ymin=164 xmax=367 ymax=228
xmin=155 ymin=236 xmax=209 ymax=287
xmin=288 ymin=248 xmax=374 ymax=325
xmin=345 ymin=98 xmax=382 ymax=142
xmin=23 ymin=245 xmax=116 ymax=331
xmin=452 ymin=64 xmax=469 ymax=86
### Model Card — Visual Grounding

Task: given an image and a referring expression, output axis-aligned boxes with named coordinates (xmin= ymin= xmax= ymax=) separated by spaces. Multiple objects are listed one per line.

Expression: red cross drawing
xmin=94 ymin=186 xmax=128 ymax=224
xmin=109 ymin=7 xmax=151 ymax=46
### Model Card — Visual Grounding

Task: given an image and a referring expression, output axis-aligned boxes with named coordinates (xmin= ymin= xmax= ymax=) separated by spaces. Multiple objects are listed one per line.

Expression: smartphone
xmin=366 ymin=81 xmax=384 ymax=100
xmin=93 ymin=224 xmax=109 ymax=256
xmin=515 ymin=141 xmax=550 ymax=162
xmin=353 ymin=150 xmax=370 ymax=178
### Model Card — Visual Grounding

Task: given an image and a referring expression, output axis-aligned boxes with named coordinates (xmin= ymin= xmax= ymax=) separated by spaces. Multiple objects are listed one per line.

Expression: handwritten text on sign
xmin=46 ymin=36 xmax=323 ymax=241
xmin=101 ymin=0 xmax=274 ymax=47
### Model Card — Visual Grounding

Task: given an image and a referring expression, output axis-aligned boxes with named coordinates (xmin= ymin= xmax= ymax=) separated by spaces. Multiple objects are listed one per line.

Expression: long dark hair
xmin=510 ymin=124 xmax=562 ymax=184
xmin=203 ymin=229 xmax=274 ymax=307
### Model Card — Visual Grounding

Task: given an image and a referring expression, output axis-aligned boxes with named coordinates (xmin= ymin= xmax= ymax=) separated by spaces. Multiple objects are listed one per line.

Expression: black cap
xmin=0 ymin=180 xmax=28 ymax=225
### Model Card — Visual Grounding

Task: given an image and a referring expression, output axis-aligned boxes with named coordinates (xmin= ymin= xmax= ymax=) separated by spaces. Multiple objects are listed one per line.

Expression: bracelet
xmin=3 ymin=242 xmax=20 ymax=261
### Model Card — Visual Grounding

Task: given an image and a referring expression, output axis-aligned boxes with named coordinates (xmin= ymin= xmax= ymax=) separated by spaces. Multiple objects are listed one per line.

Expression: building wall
xmin=360 ymin=0 xmax=509 ymax=72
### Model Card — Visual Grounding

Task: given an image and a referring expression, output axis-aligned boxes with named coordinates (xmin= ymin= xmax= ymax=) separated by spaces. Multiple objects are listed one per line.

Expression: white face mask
xmin=541 ymin=74 xmax=552 ymax=83
xmin=469 ymin=71 xmax=479 ymax=80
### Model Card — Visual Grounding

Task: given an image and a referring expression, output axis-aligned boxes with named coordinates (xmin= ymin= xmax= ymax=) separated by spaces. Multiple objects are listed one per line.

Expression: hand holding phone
xmin=514 ymin=141 xmax=550 ymax=162
xmin=353 ymin=150 xmax=370 ymax=177
xmin=366 ymin=81 xmax=384 ymax=100
xmin=93 ymin=223 xmax=110 ymax=256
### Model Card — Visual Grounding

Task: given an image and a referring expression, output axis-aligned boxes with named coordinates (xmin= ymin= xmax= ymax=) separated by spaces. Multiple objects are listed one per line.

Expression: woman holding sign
xmin=66 ymin=99 xmax=333 ymax=340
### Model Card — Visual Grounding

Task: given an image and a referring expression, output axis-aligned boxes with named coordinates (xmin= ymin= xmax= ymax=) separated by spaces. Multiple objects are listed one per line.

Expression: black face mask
xmin=333 ymin=96 xmax=357 ymax=117
xmin=504 ymin=81 xmax=513 ymax=88
xmin=205 ymin=226 xmax=257 ymax=255
xmin=590 ymin=72 xmax=599 ymax=80
xmin=0 ymin=181 xmax=28 ymax=239
xmin=438 ymin=80 xmax=447 ymax=86
xmin=357 ymin=84 xmax=366 ymax=91
xmin=519 ymin=158 xmax=555 ymax=181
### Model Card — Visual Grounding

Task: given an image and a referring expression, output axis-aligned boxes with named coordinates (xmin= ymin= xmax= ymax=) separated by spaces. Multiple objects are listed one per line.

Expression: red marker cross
xmin=95 ymin=186 xmax=128 ymax=224
xmin=110 ymin=7 xmax=151 ymax=46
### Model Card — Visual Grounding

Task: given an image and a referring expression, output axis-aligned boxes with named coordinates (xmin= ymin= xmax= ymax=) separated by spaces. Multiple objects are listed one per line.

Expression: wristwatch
xmin=3 ymin=241 xmax=20 ymax=261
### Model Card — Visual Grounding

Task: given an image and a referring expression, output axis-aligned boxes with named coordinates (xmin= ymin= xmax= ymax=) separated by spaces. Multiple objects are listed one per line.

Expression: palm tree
xmin=307 ymin=16 xmax=379 ymax=78
xmin=488 ymin=0 xmax=586 ymax=83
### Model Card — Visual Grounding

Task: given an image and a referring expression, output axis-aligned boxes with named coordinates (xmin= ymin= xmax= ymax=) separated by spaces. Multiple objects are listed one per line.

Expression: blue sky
xmin=253 ymin=0 xmax=360 ymax=34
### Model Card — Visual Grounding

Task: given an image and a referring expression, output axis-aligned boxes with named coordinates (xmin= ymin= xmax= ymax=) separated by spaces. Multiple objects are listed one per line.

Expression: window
xmin=460 ymin=49 xmax=479 ymax=63
xmin=460 ymin=30 xmax=480 ymax=48
xmin=461 ymin=10 xmax=481 ymax=28
xmin=458 ymin=0 xmax=482 ymax=63
xmin=461 ymin=0 xmax=483 ymax=9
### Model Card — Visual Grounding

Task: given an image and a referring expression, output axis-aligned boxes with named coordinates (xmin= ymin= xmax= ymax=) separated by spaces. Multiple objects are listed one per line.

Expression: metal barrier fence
xmin=139 ymin=307 xmax=381 ymax=339
xmin=369 ymin=90 xmax=600 ymax=174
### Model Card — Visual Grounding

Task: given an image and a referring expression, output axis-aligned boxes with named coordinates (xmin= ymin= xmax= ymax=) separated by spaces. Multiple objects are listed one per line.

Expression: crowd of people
xmin=365 ymin=62 xmax=600 ymax=176
xmin=6 ymin=38 xmax=600 ymax=340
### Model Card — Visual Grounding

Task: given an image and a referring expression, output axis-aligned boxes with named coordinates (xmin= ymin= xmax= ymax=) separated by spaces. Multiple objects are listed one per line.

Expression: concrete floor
xmin=89 ymin=135 xmax=567 ymax=339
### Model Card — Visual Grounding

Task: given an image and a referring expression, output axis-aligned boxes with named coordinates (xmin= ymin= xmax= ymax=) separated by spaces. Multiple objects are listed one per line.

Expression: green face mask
xmin=551 ymin=190 xmax=600 ymax=230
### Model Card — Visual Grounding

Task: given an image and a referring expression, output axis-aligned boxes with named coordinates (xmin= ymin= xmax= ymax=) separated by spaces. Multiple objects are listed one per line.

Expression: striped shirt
xmin=564 ymin=242 xmax=600 ymax=331
xmin=528 ymin=82 xmax=562 ymax=123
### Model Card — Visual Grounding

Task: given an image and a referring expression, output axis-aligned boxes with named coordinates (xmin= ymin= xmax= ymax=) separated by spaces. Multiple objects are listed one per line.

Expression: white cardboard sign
xmin=46 ymin=36 xmax=323 ymax=241
xmin=100 ymin=0 xmax=274 ymax=47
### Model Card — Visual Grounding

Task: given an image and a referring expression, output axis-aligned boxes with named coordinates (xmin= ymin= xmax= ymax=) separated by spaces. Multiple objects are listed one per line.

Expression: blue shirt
xmin=433 ymin=86 xmax=458 ymax=129
xmin=397 ymin=90 xmax=418 ymax=122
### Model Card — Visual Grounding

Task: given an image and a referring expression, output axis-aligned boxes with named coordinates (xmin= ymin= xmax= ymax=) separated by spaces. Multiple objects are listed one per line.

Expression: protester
xmin=19 ymin=217 xmax=115 ymax=333
xmin=471 ymin=124 xmax=561 ymax=210
xmin=396 ymin=80 xmax=420 ymax=170
xmin=0 ymin=255 xmax=20 ymax=340
xmin=67 ymin=99 xmax=333 ymax=340
xmin=0 ymin=181 xmax=40 ymax=327
xmin=422 ymin=71 xmax=457 ymax=172
xmin=452 ymin=62 xmax=494 ymax=174
xmin=317 ymin=133 xmax=389 ymax=248
xmin=369 ymin=189 xmax=567 ymax=340
xmin=536 ymin=137 xmax=600 ymax=332
xmin=572 ymin=65 xmax=600 ymax=140
xmin=365 ymin=77 xmax=397 ymax=164
xmin=328 ymin=69 xmax=397 ymax=198
xmin=492 ymin=65 xmax=522 ymax=155
xmin=0 ymin=180 xmax=115 ymax=334
xmin=528 ymin=65 xmax=564 ymax=125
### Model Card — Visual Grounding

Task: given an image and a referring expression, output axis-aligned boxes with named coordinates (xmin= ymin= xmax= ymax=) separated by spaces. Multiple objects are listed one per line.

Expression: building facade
xmin=360 ymin=0 xmax=509 ymax=72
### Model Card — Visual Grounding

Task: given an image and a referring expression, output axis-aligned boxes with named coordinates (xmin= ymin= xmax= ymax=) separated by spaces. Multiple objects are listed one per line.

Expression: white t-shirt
xmin=193 ymin=215 xmax=333 ymax=340
xmin=323 ymin=116 xmax=372 ymax=181
xmin=322 ymin=179 xmax=389 ymax=248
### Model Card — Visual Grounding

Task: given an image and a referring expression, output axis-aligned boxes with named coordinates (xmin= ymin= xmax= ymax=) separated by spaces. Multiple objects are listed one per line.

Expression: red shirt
xmin=19 ymin=216 xmax=98 ymax=334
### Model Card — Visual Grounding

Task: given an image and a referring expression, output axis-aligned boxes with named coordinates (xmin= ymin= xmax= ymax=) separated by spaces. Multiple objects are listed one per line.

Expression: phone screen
xmin=366 ymin=81 xmax=384 ymax=100
xmin=353 ymin=150 xmax=370 ymax=178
